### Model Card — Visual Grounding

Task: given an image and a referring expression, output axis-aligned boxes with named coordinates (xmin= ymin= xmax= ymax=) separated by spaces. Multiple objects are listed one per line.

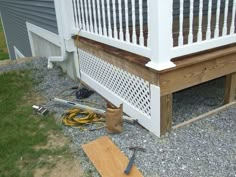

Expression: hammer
xmin=124 ymin=147 xmax=146 ymax=175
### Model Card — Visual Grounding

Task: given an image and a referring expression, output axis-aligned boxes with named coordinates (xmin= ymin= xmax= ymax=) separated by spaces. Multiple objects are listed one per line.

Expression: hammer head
xmin=129 ymin=147 xmax=146 ymax=152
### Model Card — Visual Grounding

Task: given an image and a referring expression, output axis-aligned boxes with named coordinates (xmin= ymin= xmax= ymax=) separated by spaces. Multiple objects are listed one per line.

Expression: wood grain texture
xmin=170 ymin=44 xmax=236 ymax=72
xmin=224 ymin=72 xmax=236 ymax=104
xmin=160 ymin=94 xmax=173 ymax=135
xmin=160 ymin=52 xmax=236 ymax=96
xmin=82 ymin=136 xmax=143 ymax=177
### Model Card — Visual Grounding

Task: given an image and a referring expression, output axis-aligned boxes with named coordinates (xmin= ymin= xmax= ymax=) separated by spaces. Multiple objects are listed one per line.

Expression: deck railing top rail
xmin=61 ymin=0 xmax=236 ymax=71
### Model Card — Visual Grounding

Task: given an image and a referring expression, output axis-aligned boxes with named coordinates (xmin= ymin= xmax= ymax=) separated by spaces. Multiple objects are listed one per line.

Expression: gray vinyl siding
xmin=0 ymin=0 xmax=57 ymax=60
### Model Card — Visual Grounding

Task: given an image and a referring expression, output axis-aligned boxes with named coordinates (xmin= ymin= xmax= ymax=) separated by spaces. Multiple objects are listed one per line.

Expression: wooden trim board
xmin=82 ymin=136 xmax=143 ymax=177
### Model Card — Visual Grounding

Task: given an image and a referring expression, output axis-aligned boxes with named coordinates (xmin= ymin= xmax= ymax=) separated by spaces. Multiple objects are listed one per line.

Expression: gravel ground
xmin=1 ymin=58 xmax=236 ymax=177
xmin=173 ymin=77 xmax=225 ymax=125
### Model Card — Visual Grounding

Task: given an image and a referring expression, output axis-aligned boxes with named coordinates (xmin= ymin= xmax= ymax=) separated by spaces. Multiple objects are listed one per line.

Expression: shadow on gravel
xmin=173 ymin=77 xmax=225 ymax=125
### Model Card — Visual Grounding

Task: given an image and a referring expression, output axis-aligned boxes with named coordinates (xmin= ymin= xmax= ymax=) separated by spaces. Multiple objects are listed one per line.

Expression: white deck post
xmin=54 ymin=0 xmax=77 ymax=52
xmin=57 ymin=0 xmax=76 ymax=40
xmin=146 ymin=0 xmax=175 ymax=71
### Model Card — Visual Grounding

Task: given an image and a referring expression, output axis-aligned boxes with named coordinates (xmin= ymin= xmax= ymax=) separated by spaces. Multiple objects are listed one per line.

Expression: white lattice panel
xmin=79 ymin=49 xmax=151 ymax=117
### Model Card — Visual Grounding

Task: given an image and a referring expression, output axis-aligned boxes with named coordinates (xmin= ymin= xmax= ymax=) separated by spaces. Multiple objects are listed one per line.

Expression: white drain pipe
xmin=47 ymin=0 xmax=68 ymax=69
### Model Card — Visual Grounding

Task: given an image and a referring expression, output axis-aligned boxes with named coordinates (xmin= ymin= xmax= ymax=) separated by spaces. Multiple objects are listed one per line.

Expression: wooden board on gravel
xmin=82 ymin=136 xmax=143 ymax=177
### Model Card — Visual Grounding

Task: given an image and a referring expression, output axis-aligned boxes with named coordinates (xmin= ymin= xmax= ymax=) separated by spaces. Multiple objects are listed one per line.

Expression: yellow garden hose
xmin=62 ymin=108 xmax=105 ymax=131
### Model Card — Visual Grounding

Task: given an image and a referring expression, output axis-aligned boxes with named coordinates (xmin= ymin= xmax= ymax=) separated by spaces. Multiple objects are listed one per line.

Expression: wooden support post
xmin=160 ymin=94 xmax=173 ymax=135
xmin=224 ymin=72 xmax=236 ymax=104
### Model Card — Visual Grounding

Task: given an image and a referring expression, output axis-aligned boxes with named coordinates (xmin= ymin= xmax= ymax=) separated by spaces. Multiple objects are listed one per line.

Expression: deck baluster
xmin=197 ymin=0 xmax=203 ymax=41
xmin=178 ymin=0 xmax=184 ymax=46
xmin=106 ymin=0 xmax=112 ymax=37
xmin=223 ymin=0 xmax=229 ymax=36
xmin=76 ymin=0 xmax=82 ymax=28
xmin=79 ymin=0 xmax=85 ymax=30
xmin=125 ymin=0 xmax=130 ymax=42
xmin=96 ymin=0 xmax=102 ymax=35
xmin=88 ymin=0 xmax=94 ymax=32
xmin=214 ymin=0 xmax=221 ymax=38
xmin=92 ymin=0 xmax=98 ymax=34
xmin=101 ymin=0 xmax=107 ymax=36
xmin=84 ymin=0 xmax=90 ymax=31
xmin=73 ymin=0 xmax=79 ymax=28
xmin=118 ymin=0 xmax=124 ymax=40
xmin=139 ymin=0 xmax=144 ymax=46
xmin=131 ymin=0 xmax=137 ymax=44
xmin=206 ymin=0 xmax=212 ymax=40
xmin=112 ymin=0 xmax=118 ymax=38
xmin=188 ymin=0 xmax=194 ymax=44
xmin=230 ymin=0 xmax=236 ymax=34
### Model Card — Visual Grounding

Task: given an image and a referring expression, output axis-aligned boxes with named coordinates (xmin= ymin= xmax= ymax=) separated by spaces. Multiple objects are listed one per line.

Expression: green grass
xmin=0 ymin=19 xmax=9 ymax=60
xmin=0 ymin=20 xmax=3 ymax=32
xmin=0 ymin=52 xmax=9 ymax=60
xmin=0 ymin=70 xmax=65 ymax=177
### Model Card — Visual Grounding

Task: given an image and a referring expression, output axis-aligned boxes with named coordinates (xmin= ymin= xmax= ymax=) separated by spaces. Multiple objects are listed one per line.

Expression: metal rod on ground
xmin=53 ymin=97 xmax=137 ymax=124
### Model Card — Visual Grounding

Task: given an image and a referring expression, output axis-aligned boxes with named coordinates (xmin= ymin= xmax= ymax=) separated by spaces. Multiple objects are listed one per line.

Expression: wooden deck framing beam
xmin=224 ymin=72 xmax=236 ymax=104
xmin=160 ymin=94 xmax=173 ymax=135
xmin=159 ymin=45 xmax=236 ymax=96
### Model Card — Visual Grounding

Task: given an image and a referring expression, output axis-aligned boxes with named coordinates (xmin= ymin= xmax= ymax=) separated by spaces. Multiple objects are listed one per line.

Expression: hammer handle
xmin=124 ymin=152 xmax=135 ymax=175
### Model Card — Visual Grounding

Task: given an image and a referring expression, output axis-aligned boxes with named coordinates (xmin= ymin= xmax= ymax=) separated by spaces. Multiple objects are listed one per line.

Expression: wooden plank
xmin=82 ymin=136 xmax=143 ymax=177
xmin=159 ymin=52 xmax=236 ymax=96
xmin=160 ymin=94 xmax=173 ymax=135
xmin=224 ymin=72 xmax=236 ymax=104
xmin=173 ymin=101 xmax=236 ymax=129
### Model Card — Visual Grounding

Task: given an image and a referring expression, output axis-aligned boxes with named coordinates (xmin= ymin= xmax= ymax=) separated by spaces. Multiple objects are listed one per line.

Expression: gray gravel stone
xmin=1 ymin=58 xmax=235 ymax=177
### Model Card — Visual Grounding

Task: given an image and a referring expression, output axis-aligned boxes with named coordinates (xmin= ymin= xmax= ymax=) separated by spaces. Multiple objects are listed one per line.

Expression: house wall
xmin=0 ymin=0 xmax=58 ymax=59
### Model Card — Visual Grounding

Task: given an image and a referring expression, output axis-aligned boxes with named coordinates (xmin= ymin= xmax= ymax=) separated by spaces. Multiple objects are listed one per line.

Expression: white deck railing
xmin=172 ymin=0 xmax=236 ymax=59
xmin=71 ymin=0 xmax=151 ymax=58
xmin=62 ymin=0 xmax=236 ymax=70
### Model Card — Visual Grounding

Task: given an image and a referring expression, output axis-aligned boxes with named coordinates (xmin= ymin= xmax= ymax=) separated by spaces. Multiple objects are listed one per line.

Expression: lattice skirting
xmin=78 ymin=48 xmax=161 ymax=136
